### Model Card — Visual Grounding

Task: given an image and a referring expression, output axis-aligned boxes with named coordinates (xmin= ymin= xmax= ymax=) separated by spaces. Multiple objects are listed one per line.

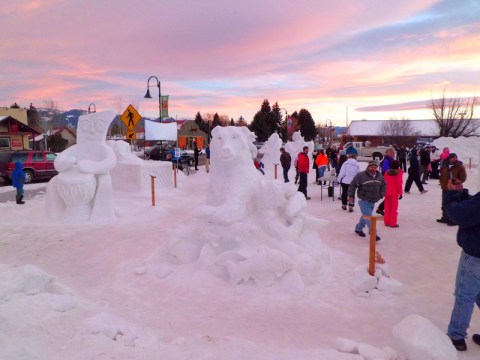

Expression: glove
xmin=398 ymin=195 xmax=402 ymax=200
xmin=348 ymin=197 xmax=354 ymax=203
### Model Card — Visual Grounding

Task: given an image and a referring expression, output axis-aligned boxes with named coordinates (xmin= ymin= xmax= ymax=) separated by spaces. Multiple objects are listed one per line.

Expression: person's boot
xmin=16 ymin=195 xmax=25 ymax=204
xmin=348 ymin=206 xmax=354 ymax=213
xmin=19 ymin=195 xmax=25 ymax=204
xmin=451 ymin=338 xmax=467 ymax=351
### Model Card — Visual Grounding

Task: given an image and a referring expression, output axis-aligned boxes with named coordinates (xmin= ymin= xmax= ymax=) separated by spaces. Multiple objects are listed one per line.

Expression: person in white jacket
xmin=337 ymin=153 xmax=360 ymax=212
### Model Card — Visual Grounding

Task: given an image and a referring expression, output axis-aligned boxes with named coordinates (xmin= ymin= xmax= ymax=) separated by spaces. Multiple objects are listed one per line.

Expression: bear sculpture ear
xmin=211 ymin=125 xmax=222 ymax=138
xmin=239 ymin=126 xmax=257 ymax=143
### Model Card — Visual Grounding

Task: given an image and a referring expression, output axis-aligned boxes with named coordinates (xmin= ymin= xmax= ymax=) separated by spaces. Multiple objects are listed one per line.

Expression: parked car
xmin=144 ymin=145 xmax=195 ymax=166
xmin=0 ymin=150 xmax=57 ymax=184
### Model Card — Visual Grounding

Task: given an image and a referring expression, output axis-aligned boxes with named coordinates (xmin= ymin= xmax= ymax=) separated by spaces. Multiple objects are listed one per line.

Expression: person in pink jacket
xmin=383 ymin=160 xmax=403 ymax=227
xmin=440 ymin=147 xmax=450 ymax=163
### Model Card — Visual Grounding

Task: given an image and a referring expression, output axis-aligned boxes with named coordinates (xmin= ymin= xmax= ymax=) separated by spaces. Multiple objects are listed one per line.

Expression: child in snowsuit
xmin=11 ymin=161 xmax=26 ymax=205
xmin=383 ymin=160 xmax=403 ymax=227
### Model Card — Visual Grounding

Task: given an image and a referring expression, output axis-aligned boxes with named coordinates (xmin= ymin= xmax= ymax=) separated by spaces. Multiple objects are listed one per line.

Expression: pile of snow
xmin=431 ymin=136 xmax=480 ymax=165
xmin=350 ymin=262 xmax=403 ymax=297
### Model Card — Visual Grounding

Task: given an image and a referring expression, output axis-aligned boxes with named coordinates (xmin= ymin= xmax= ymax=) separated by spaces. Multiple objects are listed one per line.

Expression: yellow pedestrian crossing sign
xmin=120 ymin=104 xmax=141 ymax=131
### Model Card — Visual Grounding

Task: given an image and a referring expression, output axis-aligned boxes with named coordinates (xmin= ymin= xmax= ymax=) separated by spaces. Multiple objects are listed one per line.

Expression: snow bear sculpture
xmin=166 ymin=126 xmax=330 ymax=288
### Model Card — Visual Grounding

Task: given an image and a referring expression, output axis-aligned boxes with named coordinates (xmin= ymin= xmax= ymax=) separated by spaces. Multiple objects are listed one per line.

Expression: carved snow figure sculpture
xmin=284 ymin=131 xmax=314 ymax=161
xmin=165 ymin=126 xmax=330 ymax=289
xmin=258 ymin=132 xmax=283 ymax=177
xmin=46 ymin=110 xmax=117 ymax=221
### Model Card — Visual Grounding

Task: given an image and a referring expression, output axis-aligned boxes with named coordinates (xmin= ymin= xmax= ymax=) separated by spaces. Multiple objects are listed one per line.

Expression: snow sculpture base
xmin=56 ymin=170 xmax=96 ymax=220
xmin=164 ymin=126 xmax=330 ymax=289
xmin=110 ymin=161 xmax=173 ymax=192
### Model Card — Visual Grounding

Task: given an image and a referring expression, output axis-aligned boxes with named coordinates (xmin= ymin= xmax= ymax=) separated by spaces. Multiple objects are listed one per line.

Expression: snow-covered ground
xmin=0 ymin=137 xmax=479 ymax=359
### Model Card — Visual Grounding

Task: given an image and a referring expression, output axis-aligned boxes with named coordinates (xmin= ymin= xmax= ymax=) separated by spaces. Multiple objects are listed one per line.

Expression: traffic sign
xmin=120 ymin=104 xmax=142 ymax=131
xmin=126 ymin=130 xmax=136 ymax=140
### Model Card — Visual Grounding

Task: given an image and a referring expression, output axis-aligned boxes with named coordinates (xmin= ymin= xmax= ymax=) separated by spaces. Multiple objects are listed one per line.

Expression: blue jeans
xmin=16 ymin=186 xmax=24 ymax=197
xmin=355 ymin=199 xmax=374 ymax=233
xmin=318 ymin=166 xmax=327 ymax=179
xmin=447 ymin=251 xmax=480 ymax=340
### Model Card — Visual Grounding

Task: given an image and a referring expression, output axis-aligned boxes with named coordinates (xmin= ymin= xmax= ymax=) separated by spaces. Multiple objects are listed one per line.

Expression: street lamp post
xmin=144 ymin=76 xmax=162 ymax=123
xmin=87 ymin=103 xmax=96 ymax=113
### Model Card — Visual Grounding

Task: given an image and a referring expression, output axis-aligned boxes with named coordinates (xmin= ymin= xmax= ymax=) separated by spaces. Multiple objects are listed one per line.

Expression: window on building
xmin=0 ymin=138 xmax=10 ymax=148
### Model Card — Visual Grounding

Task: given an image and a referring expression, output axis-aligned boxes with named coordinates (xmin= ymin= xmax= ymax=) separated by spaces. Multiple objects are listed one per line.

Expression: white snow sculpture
xmin=393 ymin=314 xmax=458 ymax=360
xmin=166 ymin=126 xmax=330 ymax=288
xmin=284 ymin=130 xmax=314 ymax=162
xmin=46 ymin=110 xmax=117 ymax=221
xmin=258 ymin=132 xmax=283 ymax=177
xmin=107 ymin=140 xmax=173 ymax=192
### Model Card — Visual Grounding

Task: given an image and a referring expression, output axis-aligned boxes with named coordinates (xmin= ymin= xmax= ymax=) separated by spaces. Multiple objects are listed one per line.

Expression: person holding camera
xmin=444 ymin=178 xmax=480 ymax=351
xmin=437 ymin=153 xmax=467 ymax=226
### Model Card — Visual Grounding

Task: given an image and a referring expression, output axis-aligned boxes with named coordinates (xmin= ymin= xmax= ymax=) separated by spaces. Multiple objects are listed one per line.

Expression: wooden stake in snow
xmin=150 ymin=175 xmax=156 ymax=206
xmin=173 ymin=164 xmax=177 ymax=188
xmin=274 ymin=163 xmax=278 ymax=179
xmin=362 ymin=215 xmax=382 ymax=275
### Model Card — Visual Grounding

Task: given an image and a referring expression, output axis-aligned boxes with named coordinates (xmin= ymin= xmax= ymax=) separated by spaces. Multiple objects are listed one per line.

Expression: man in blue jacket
xmin=445 ymin=179 xmax=480 ymax=351
xmin=11 ymin=161 xmax=26 ymax=204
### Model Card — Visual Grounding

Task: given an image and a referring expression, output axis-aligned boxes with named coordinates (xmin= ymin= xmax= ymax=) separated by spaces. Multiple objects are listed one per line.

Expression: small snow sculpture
xmin=393 ymin=314 xmax=458 ymax=360
xmin=284 ymin=131 xmax=314 ymax=160
xmin=258 ymin=132 xmax=283 ymax=177
xmin=46 ymin=110 xmax=117 ymax=221
xmin=165 ymin=126 xmax=330 ymax=288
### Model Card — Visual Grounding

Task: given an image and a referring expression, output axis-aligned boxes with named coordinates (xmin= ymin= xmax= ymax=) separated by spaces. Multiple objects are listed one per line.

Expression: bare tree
xmin=429 ymin=90 xmax=479 ymax=137
xmin=379 ymin=117 xmax=416 ymax=136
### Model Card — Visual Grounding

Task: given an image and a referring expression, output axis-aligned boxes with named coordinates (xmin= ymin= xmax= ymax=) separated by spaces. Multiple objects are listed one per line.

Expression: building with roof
xmin=347 ymin=119 xmax=479 ymax=147
xmin=0 ymin=115 xmax=41 ymax=151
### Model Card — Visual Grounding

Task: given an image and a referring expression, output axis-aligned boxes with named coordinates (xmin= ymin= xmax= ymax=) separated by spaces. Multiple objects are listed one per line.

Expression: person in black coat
xmin=193 ymin=142 xmax=201 ymax=170
xmin=404 ymin=148 xmax=428 ymax=194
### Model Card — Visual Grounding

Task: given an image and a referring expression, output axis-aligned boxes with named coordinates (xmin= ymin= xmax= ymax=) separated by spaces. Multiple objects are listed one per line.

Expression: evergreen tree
xmin=48 ymin=133 xmax=68 ymax=152
xmin=298 ymin=108 xmax=317 ymax=141
xmin=248 ymin=111 xmax=270 ymax=142
xmin=27 ymin=103 xmax=41 ymax=131
xmin=270 ymin=102 xmax=283 ymax=135
xmin=230 ymin=118 xmax=234 ymax=126
xmin=194 ymin=111 xmax=209 ymax=134
xmin=211 ymin=113 xmax=222 ymax=128
xmin=235 ymin=116 xmax=247 ymax=127
xmin=260 ymin=99 xmax=271 ymax=116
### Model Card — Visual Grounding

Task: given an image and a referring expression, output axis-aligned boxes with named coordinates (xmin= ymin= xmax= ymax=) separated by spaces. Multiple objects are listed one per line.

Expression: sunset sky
xmin=1 ymin=0 xmax=479 ymax=125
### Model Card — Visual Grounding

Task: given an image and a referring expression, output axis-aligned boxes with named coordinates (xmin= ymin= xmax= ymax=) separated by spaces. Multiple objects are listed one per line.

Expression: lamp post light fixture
xmin=144 ymin=76 xmax=162 ymax=123
xmin=87 ymin=103 xmax=96 ymax=114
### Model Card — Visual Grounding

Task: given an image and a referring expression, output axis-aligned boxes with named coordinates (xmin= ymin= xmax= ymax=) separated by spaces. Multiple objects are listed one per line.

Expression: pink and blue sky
xmin=1 ymin=0 xmax=479 ymax=125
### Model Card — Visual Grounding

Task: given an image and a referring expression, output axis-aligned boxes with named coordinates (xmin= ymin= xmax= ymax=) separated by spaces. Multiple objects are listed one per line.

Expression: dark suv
xmin=0 ymin=150 xmax=57 ymax=184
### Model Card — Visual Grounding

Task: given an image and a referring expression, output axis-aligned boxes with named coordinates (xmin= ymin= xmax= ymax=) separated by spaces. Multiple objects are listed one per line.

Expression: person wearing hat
xmin=347 ymin=160 xmax=386 ymax=240
xmin=297 ymin=146 xmax=311 ymax=200
xmin=437 ymin=153 xmax=467 ymax=225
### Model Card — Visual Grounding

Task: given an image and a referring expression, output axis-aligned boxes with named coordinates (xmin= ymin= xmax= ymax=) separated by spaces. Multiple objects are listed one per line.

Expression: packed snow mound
xmin=431 ymin=136 xmax=480 ymax=165
xmin=0 ymin=263 xmax=70 ymax=300
xmin=351 ymin=263 xmax=403 ymax=296
xmin=392 ymin=314 xmax=457 ymax=360
xmin=336 ymin=337 xmax=400 ymax=359
xmin=162 ymin=126 xmax=330 ymax=289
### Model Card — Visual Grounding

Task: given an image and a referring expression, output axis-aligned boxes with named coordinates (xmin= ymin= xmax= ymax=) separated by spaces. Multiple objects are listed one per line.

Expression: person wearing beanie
xmin=337 ymin=153 xmax=360 ymax=212
xmin=383 ymin=160 xmax=403 ymax=227
xmin=437 ymin=153 xmax=467 ymax=225
xmin=348 ymin=161 xmax=386 ymax=240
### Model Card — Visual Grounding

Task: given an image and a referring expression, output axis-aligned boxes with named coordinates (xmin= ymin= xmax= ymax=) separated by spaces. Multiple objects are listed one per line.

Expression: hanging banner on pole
xmin=161 ymin=95 xmax=169 ymax=118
